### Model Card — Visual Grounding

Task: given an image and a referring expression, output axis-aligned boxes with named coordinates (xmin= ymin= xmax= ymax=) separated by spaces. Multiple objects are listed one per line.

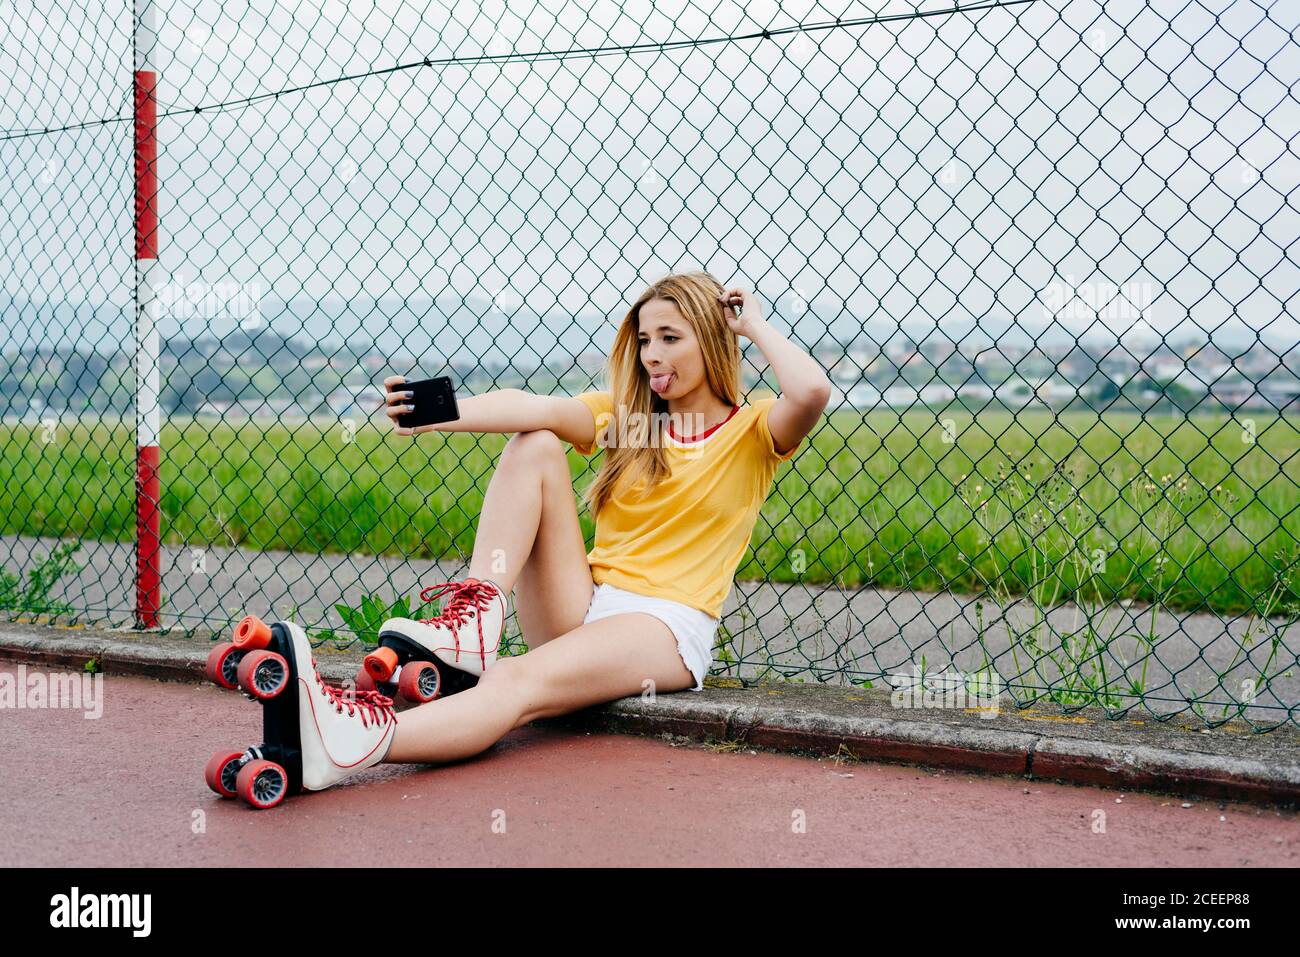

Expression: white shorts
xmin=582 ymin=581 xmax=718 ymax=692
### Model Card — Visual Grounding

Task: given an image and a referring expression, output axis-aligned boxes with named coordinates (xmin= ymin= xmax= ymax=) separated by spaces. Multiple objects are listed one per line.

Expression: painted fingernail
xmin=403 ymin=391 xmax=414 ymax=399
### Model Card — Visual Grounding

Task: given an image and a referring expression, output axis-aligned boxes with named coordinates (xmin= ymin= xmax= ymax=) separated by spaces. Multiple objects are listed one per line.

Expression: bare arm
xmin=382 ymin=376 xmax=600 ymax=448
xmin=746 ymin=319 xmax=832 ymax=454
xmin=716 ymin=288 xmax=832 ymax=455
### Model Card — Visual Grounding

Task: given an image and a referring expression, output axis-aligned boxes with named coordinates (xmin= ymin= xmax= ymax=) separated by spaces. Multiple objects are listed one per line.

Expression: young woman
xmin=237 ymin=271 xmax=830 ymax=796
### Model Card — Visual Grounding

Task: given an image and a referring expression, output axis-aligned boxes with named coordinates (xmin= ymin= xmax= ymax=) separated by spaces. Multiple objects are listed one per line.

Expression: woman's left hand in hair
xmin=718 ymin=286 xmax=764 ymax=339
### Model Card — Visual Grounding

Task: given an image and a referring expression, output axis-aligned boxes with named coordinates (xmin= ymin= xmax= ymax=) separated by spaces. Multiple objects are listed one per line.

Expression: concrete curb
xmin=3 ymin=623 xmax=1298 ymax=808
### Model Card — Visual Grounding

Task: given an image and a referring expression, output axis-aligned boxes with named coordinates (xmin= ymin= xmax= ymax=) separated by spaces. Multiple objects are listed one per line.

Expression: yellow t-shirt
xmin=570 ymin=391 xmax=800 ymax=619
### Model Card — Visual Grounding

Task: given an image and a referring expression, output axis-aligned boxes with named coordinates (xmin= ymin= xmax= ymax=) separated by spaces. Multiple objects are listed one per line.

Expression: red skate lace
xmin=312 ymin=662 xmax=396 ymax=728
xmin=416 ymin=578 xmax=502 ymax=666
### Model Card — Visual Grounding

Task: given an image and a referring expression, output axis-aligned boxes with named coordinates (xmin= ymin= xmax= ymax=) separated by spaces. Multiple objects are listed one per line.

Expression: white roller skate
xmin=362 ymin=578 xmax=509 ymax=699
xmin=203 ymin=615 xmax=397 ymax=809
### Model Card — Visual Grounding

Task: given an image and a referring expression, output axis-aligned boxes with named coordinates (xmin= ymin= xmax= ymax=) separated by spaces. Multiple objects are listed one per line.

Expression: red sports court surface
xmin=1 ymin=666 xmax=1295 ymax=866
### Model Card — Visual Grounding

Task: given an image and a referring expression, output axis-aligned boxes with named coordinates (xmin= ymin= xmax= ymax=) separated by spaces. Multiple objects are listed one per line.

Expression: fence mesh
xmin=1 ymin=0 xmax=1298 ymax=730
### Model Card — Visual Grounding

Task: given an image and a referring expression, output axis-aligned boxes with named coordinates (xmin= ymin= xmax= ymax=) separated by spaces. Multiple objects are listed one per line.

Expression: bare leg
xmin=464 ymin=430 xmax=564 ymax=595
xmin=384 ymin=613 xmax=694 ymax=765
xmin=458 ymin=429 xmax=595 ymax=650
xmin=383 ymin=660 xmax=531 ymax=763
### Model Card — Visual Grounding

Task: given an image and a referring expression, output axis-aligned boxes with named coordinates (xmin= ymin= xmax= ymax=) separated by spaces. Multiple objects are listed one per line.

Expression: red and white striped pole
xmin=134 ymin=0 xmax=162 ymax=629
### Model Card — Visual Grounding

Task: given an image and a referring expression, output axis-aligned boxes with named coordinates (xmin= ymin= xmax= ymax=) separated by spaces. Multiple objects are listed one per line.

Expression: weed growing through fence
xmin=953 ymin=460 xmax=1296 ymax=719
xmin=312 ymin=593 xmax=439 ymax=649
xmin=0 ymin=542 xmax=82 ymax=617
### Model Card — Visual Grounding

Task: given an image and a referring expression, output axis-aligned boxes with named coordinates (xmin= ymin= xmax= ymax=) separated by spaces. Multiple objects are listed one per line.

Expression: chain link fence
xmin=1 ymin=0 xmax=1297 ymax=730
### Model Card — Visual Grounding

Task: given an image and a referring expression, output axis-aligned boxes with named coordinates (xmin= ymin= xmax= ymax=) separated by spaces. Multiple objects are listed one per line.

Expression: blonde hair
xmin=580 ymin=270 xmax=742 ymax=518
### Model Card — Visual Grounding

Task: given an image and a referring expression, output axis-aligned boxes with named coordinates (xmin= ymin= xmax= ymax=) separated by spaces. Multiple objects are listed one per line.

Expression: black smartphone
xmin=389 ymin=375 xmax=460 ymax=429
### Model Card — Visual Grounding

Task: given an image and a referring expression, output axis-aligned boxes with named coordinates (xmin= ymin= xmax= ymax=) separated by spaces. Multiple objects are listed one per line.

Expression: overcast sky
xmin=1 ymin=0 xmax=1296 ymax=362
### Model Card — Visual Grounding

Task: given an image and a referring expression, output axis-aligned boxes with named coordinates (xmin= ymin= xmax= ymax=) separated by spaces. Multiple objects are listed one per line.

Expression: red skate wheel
xmin=236 ymin=759 xmax=288 ymax=809
xmin=364 ymin=646 xmax=399 ymax=682
xmin=232 ymin=615 xmax=273 ymax=650
xmin=236 ymin=649 xmax=290 ymax=700
xmin=204 ymin=750 xmax=245 ymax=798
xmin=354 ymin=666 xmax=384 ymax=695
xmin=398 ymin=661 xmax=441 ymax=703
xmin=204 ymin=642 xmax=244 ymax=689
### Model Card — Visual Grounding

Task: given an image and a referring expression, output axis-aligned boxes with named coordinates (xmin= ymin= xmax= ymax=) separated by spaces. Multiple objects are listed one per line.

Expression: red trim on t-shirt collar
xmin=667 ymin=403 xmax=741 ymax=443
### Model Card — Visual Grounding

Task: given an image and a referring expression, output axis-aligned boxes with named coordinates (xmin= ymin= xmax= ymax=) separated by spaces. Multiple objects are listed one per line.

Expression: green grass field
xmin=2 ymin=408 xmax=1297 ymax=616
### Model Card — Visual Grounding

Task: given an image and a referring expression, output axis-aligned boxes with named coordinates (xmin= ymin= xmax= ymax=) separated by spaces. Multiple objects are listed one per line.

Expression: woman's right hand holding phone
xmin=383 ymin=375 xmax=419 ymax=436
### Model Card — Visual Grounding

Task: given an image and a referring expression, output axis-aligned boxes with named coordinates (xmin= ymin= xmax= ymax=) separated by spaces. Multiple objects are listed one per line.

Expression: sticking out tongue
xmin=650 ymin=372 xmax=674 ymax=394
